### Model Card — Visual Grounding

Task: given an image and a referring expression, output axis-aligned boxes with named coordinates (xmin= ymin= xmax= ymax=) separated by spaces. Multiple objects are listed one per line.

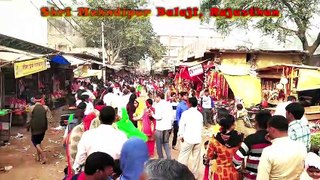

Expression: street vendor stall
xmin=174 ymin=59 xmax=208 ymax=92
xmin=3 ymin=58 xmax=48 ymax=126
xmin=256 ymin=64 xmax=320 ymax=105
xmin=257 ymin=65 xmax=320 ymax=133
xmin=256 ymin=65 xmax=296 ymax=105
xmin=48 ymin=55 xmax=72 ymax=109
xmin=210 ymin=64 xmax=262 ymax=108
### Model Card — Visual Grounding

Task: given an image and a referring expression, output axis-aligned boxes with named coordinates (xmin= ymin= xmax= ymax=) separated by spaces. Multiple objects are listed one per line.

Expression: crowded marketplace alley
xmin=1 ymin=0 xmax=320 ymax=180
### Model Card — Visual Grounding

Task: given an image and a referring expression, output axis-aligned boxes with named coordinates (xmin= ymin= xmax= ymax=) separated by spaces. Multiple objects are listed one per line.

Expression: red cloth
xmin=94 ymin=105 xmax=105 ymax=112
xmin=203 ymin=165 xmax=209 ymax=180
xmin=142 ymin=109 xmax=156 ymax=136
xmin=83 ymin=113 xmax=96 ymax=131
xmin=146 ymin=140 xmax=155 ymax=157
xmin=77 ymin=172 xmax=86 ymax=180
xmin=65 ymin=172 xmax=85 ymax=180
xmin=66 ymin=134 xmax=73 ymax=176
xmin=178 ymin=66 xmax=204 ymax=82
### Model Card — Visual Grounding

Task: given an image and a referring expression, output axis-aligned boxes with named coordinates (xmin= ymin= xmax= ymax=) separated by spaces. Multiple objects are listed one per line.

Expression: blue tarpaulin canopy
xmin=50 ymin=55 xmax=70 ymax=65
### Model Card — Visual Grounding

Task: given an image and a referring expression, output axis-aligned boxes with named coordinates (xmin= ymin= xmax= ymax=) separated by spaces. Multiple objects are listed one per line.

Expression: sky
xmin=147 ymin=0 xmax=320 ymax=53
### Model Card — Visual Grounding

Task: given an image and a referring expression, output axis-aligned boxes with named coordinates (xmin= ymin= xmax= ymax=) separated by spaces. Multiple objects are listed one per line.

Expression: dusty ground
xmin=0 ymin=108 xmax=67 ymax=180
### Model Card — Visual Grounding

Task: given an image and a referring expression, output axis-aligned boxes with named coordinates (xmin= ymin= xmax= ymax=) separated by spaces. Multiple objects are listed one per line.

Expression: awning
xmin=0 ymin=34 xmax=58 ymax=55
xmin=0 ymin=46 xmax=45 ymax=63
xmin=62 ymin=55 xmax=86 ymax=66
xmin=73 ymin=65 xmax=102 ymax=79
xmin=224 ymin=75 xmax=262 ymax=107
xmin=50 ymin=55 xmax=70 ymax=65
xmin=297 ymin=69 xmax=320 ymax=91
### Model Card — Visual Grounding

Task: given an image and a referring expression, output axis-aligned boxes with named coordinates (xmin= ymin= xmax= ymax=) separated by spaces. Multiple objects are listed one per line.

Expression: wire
xmin=29 ymin=0 xmax=78 ymax=47
xmin=47 ymin=0 xmax=81 ymax=33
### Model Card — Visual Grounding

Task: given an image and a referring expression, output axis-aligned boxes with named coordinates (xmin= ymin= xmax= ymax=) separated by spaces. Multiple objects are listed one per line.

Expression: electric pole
xmin=101 ymin=22 xmax=106 ymax=82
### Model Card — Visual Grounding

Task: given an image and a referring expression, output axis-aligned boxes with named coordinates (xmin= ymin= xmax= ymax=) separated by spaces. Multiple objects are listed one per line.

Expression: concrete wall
xmin=220 ymin=53 xmax=302 ymax=69
xmin=256 ymin=54 xmax=302 ymax=69
xmin=47 ymin=19 xmax=86 ymax=51
xmin=0 ymin=0 xmax=48 ymax=46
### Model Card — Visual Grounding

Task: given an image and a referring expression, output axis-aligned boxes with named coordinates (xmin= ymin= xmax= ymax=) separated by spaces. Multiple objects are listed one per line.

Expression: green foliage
xmin=73 ymin=0 xmax=165 ymax=65
xmin=200 ymin=0 xmax=320 ymax=59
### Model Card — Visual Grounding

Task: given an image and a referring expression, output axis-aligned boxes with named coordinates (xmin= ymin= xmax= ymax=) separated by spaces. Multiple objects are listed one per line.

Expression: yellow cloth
xmin=297 ymin=69 xmax=320 ymax=91
xmin=211 ymin=124 xmax=221 ymax=137
xmin=210 ymin=125 xmax=220 ymax=175
xmin=134 ymin=97 xmax=146 ymax=131
xmin=224 ymin=75 xmax=261 ymax=108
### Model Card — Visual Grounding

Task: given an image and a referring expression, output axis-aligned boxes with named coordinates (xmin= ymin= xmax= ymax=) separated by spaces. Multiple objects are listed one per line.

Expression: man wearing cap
xmin=26 ymin=94 xmax=53 ymax=164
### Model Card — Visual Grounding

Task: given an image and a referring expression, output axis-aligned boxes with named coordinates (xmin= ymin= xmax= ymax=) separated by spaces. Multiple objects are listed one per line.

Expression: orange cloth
xmin=207 ymin=138 xmax=240 ymax=180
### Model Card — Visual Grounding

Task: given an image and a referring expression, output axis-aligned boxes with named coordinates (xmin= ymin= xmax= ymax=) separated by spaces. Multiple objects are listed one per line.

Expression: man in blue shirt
xmin=172 ymin=92 xmax=189 ymax=150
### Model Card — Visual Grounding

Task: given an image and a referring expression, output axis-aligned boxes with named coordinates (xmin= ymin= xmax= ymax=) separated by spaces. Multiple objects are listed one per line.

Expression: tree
xmin=73 ymin=0 xmax=165 ymax=65
xmin=200 ymin=0 xmax=320 ymax=64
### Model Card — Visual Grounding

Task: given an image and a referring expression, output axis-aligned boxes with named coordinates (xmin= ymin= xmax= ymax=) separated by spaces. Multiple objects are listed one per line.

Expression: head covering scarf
xmin=94 ymin=104 xmax=105 ymax=112
xmin=83 ymin=112 xmax=96 ymax=131
xmin=120 ymin=138 xmax=149 ymax=180
xmin=116 ymin=108 xmax=148 ymax=142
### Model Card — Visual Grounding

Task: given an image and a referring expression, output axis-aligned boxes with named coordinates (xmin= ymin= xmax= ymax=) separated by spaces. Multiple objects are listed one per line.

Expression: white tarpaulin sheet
xmin=63 ymin=55 xmax=86 ymax=66
xmin=0 ymin=51 xmax=43 ymax=62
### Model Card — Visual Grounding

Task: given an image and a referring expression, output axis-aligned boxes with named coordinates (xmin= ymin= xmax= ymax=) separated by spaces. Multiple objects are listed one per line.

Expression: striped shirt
xmin=288 ymin=120 xmax=311 ymax=151
xmin=233 ymin=130 xmax=271 ymax=180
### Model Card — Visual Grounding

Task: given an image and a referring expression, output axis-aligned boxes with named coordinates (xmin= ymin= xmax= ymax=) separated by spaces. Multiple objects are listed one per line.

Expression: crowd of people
xmin=24 ymin=75 xmax=320 ymax=180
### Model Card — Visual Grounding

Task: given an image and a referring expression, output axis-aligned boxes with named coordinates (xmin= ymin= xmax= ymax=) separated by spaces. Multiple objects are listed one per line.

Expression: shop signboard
xmin=188 ymin=64 xmax=203 ymax=77
xmin=14 ymin=58 xmax=47 ymax=79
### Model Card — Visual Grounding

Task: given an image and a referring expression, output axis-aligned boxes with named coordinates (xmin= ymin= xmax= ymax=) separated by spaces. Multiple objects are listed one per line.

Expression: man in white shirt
xmin=177 ymin=97 xmax=203 ymax=179
xmin=274 ymin=95 xmax=308 ymax=125
xmin=257 ymin=115 xmax=307 ymax=180
xmin=103 ymin=87 xmax=119 ymax=108
xmin=73 ymin=106 xmax=127 ymax=172
xmin=151 ymin=92 xmax=173 ymax=159
xmin=201 ymin=89 xmax=214 ymax=126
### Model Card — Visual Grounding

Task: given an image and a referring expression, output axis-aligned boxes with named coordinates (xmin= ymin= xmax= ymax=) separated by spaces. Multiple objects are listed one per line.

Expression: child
xmin=203 ymin=140 xmax=210 ymax=180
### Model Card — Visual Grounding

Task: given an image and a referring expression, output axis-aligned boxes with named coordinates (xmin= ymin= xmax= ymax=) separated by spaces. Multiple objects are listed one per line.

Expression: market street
xmin=0 ymin=102 xmax=213 ymax=179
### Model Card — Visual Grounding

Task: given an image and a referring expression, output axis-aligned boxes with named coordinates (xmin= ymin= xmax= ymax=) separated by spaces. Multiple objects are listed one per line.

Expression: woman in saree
xmin=126 ymin=94 xmax=138 ymax=127
xmin=133 ymin=97 xmax=147 ymax=131
xmin=206 ymin=115 xmax=244 ymax=180
xmin=140 ymin=99 xmax=156 ymax=157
